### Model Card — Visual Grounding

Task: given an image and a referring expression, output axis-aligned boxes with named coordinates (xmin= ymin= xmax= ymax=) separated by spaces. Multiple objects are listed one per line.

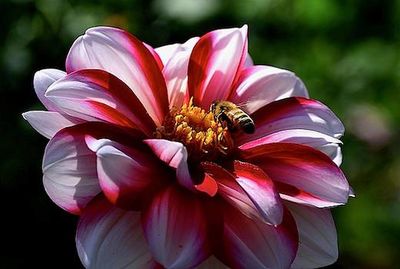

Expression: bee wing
xmin=235 ymin=101 xmax=249 ymax=108
xmin=235 ymin=101 xmax=252 ymax=113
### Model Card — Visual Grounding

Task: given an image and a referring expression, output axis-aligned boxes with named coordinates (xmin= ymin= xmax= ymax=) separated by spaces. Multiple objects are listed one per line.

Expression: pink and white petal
xmin=88 ymin=138 xmax=166 ymax=208
xmin=22 ymin=111 xmax=82 ymax=139
xmin=196 ymin=256 xmax=228 ymax=269
xmin=43 ymin=127 xmax=100 ymax=215
xmin=244 ymin=53 xmax=253 ymax=68
xmin=66 ymin=26 xmax=168 ymax=125
xmin=321 ymin=141 xmax=343 ymax=166
xmin=33 ymin=68 xmax=66 ymax=111
xmin=142 ymin=186 xmax=210 ymax=269
xmin=349 ymin=186 xmax=356 ymax=197
xmin=76 ymin=196 xmax=154 ymax=269
xmin=239 ymin=129 xmax=343 ymax=166
xmin=240 ymin=143 xmax=350 ymax=208
xmin=237 ymin=97 xmax=345 ymax=146
xmin=163 ymin=50 xmax=190 ymax=108
xmin=143 ymin=42 xmax=164 ymax=70
xmin=42 ymin=122 xmax=142 ymax=215
xmin=233 ymin=161 xmax=283 ymax=226
xmin=45 ymin=69 xmax=155 ymax=135
xmin=144 ymin=139 xmax=194 ymax=191
xmin=155 ymin=44 xmax=180 ymax=65
xmin=286 ymin=202 xmax=338 ymax=268
xmin=229 ymin=65 xmax=308 ymax=114
xmin=188 ymin=26 xmax=248 ymax=108
xmin=162 ymin=37 xmax=200 ymax=108
xmin=220 ymin=203 xmax=298 ymax=269
xmin=294 ymin=76 xmax=308 ymax=97
xmin=155 ymin=37 xmax=199 ymax=65
xmin=202 ymin=162 xmax=277 ymax=225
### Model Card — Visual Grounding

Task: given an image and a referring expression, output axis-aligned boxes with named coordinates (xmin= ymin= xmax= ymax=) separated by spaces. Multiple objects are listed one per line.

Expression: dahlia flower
xmin=23 ymin=25 xmax=352 ymax=269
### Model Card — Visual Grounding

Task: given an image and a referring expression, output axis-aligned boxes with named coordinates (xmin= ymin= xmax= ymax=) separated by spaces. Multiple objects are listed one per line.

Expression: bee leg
xmin=215 ymin=112 xmax=224 ymax=122
xmin=217 ymin=133 xmax=228 ymax=155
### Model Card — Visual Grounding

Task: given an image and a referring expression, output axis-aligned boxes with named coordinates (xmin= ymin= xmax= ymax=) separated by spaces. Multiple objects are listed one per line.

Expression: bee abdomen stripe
xmin=227 ymin=110 xmax=241 ymax=117
xmin=241 ymin=117 xmax=253 ymax=123
xmin=237 ymin=115 xmax=252 ymax=122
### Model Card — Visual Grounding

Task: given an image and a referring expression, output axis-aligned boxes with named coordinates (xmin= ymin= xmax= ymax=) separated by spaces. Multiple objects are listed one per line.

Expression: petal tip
xmin=21 ymin=111 xmax=29 ymax=120
xmin=240 ymin=24 xmax=248 ymax=34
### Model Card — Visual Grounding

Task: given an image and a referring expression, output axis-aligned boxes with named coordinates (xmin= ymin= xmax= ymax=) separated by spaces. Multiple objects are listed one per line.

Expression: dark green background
xmin=1 ymin=0 xmax=400 ymax=268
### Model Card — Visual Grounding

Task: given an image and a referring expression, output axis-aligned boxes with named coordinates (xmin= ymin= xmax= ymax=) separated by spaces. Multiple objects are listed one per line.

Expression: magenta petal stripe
xmin=238 ymin=129 xmax=343 ymax=165
xmin=237 ymin=97 xmax=345 ymax=147
xmin=232 ymin=160 xmax=283 ymax=226
xmin=240 ymin=142 xmax=350 ymax=207
xmin=188 ymin=26 xmax=248 ymax=108
xmin=42 ymin=126 xmax=100 ymax=215
xmin=45 ymin=69 xmax=156 ymax=135
xmin=86 ymin=138 xmax=167 ymax=209
xmin=66 ymin=26 xmax=169 ymax=126
xmin=143 ymin=42 xmax=164 ymax=70
xmin=144 ymin=139 xmax=194 ymax=191
xmin=42 ymin=122 xmax=145 ymax=214
xmin=142 ymin=186 xmax=211 ymax=269
xmin=202 ymin=162 xmax=280 ymax=225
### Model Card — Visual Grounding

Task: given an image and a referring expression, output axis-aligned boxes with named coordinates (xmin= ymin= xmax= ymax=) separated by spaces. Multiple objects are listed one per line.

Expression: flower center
xmin=155 ymin=98 xmax=234 ymax=162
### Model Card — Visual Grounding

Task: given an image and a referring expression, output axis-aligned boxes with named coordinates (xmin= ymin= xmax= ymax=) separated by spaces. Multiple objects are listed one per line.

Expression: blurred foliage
xmin=1 ymin=0 xmax=400 ymax=268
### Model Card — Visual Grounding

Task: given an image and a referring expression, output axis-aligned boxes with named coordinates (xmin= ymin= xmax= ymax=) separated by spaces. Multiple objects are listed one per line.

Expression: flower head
xmin=24 ymin=25 xmax=352 ymax=268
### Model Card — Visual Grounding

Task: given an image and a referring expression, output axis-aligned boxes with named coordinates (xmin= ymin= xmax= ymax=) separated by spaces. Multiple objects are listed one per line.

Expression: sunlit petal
xmin=34 ymin=68 xmax=66 ymax=111
xmin=229 ymin=65 xmax=308 ymax=114
xmin=241 ymin=143 xmax=350 ymax=207
xmin=66 ymin=26 xmax=168 ymax=125
xmin=76 ymin=196 xmax=154 ymax=269
xmin=22 ymin=111 xmax=82 ymax=139
xmin=46 ymin=69 xmax=155 ymax=135
xmin=286 ymin=202 xmax=338 ymax=268
xmin=86 ymin=138 xmax=167 ymax=209
xmin=188 ymin=26 xmax=248 ymax=108
xmin=142 ymin=186 xmax=210 ymax=268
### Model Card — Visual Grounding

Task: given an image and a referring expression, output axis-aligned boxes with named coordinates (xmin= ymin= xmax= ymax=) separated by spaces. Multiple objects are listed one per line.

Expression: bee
xmin=210 ymin=100 xmax=255 ymax=134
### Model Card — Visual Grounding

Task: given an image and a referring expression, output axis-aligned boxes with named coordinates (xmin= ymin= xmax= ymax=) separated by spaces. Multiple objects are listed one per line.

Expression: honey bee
xmin=210 ymin=100 xmax=255 ymax=134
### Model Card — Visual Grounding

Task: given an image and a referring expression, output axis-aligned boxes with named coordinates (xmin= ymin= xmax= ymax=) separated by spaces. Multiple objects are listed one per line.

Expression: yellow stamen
xmin=155 ymin=98 xmax=234 ymax=161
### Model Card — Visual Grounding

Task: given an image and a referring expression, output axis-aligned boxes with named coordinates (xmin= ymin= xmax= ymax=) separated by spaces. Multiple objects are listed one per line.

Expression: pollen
xmin=155 ymin=98 xmax=234 ymax=162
